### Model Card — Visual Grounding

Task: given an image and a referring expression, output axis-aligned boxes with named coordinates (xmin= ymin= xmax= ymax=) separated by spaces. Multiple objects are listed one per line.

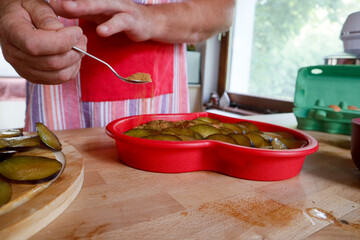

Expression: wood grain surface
xmin=25 ymin=114 xmax=360 ymax=240
xmin=0 ymin=144 xmax=84 ymax=240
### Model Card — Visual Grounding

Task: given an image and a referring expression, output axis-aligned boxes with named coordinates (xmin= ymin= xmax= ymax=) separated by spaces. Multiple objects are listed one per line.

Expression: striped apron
xmin=24 ymin=0 xmax=189 ymax=131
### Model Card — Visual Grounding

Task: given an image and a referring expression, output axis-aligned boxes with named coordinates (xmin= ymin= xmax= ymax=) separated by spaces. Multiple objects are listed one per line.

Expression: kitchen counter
xmin=31 ymin=113 xmax=360 ymax=239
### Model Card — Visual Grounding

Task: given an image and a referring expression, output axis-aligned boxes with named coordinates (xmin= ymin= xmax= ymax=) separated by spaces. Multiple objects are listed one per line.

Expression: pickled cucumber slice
xmin=36 ymin=122 xmax=62 ymax=151
xmin=7 ymin=135 xmax=42 ymax=148
xmin=177 ymin=135 xmax=197 ymax=141
xmin=122 ymin=118 xmax=307 ymax=150
xmin=0 ymin=155 xmax=62 ymax=182
xmin=0 ymin=138 xmax=9 ymax=150
xmin=228 ymin=133 xmax=252 ymax=147
xmin=0 ymin=129 xmax=22 ymax=138
xmin=162 ymin=127 xmax=198 ymax=138
xmin=143 ymin=134 xmax=182 ymax=141
xmin=194 ymin=117 xmax=221 ymax=124
xmin=0 ymin=150 xmax=17 ymax=161
xmin=236 ymin=121 xmax=259 ymax=132
xmin=124 ymin=129 xmax=160 ymax=138
xmin=174 ymin=120 xmax=198 ymax=128
xmin=274 ymin=138 xmax=307 ymax=149
xmin=271 ymin=138 xmax=288 ymax=150
xmin=189 ymin=124 xmax=220 ymax=138
xmin=137 ymin=120 xmax=176 ymax=131
xmin=221 ymin=123 xmax=247 ymax=134
xmin=205 ymin=134 xmax=237 ymax=144
xmin=249 ymin=131 xmax=273 ymax=142
xmin=267 ymin=132 xmax=295 ymax=140
xmin=218 ymin=127 xmax=235 ymax=135
xmin=0 ymin=181 xmax=11 ymax=206
xmin=245 ymin=132 xmax=271 ymax=148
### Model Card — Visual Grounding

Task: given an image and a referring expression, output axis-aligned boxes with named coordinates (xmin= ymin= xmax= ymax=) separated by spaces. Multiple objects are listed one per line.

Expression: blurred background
xmin=0 ymin=0 xmax=358 ymax=129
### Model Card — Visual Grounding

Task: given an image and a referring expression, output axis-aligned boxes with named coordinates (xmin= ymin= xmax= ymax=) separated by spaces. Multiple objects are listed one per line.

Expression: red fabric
xmin=79 ymin=20 xmax=174 ymax=102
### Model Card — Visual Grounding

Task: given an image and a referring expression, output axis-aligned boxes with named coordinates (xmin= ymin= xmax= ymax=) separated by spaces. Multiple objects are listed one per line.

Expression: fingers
xmin=60 ymin=0 xmax=126 ymax=16
xmin=10 ymin=35 xmax=87 ymax=71
xmin=0 ymin=0 xmax=88 ymax=84
xmin=96 ymin=13 xmax=131 ymax=37
xmin=54 ymin=0 xmax=148 ymax=40
xmin=96 ymin=5 xmax=151 ymax=41
xmin=15 ymin=61 xmax=82 ymax=85
xmin=22 ymin=0 xmax=64 ymax=31
xmin=5 ymin=52 xmax=82 ymax=85
xmin=3 ymin=0 xmax=84 ymax=56
xmin=19 ymin=26 xmax=84 ymax=55
xmin=15 ymin=62 xmax=82 ymax=85
xmin=8 ymin=23 xmax=83 ymax=56
xmin=4 ymin=37 xmax=86 ymax=84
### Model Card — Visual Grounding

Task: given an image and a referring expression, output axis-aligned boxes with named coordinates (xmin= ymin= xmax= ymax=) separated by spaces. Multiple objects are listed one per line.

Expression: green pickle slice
xmin=0 ymin=138 xmax=9 ymax=149
xmin=143 ymin=134 xmax=182 ymax=141
xmin=205 ymin=133 xmax=237 ymax=144
xmin=0 ymin=181 xmax=12 ymax=206
xmin=6 ymin=135 xmax=42 ymax=148
xmin=36 ymin=122 xmax=62 ymax=151
xmin=0 ymin=155 xmax=62 ymax=182
xmin=0 ymin=150 xmax=17 ymax=161
xmin=125 ymin=118 xmax=307 ymax=150
xmin=0 ymin=129 xmax=23 ymax=138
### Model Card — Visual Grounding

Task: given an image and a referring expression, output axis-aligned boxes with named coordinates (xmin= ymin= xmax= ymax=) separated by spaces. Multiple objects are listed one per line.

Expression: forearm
xmin=147 ymin=0 xmax=235 ymax=43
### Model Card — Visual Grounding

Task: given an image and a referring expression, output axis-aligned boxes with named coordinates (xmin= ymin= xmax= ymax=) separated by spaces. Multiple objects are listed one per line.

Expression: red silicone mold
xmin=106 ymin=112 xmax=319 ymax=181
xmin=351 ymin=118 xmax=360 ymax=170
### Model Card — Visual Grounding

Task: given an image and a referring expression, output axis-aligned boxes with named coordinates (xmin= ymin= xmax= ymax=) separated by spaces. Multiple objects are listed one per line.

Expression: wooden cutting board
xmin=0 ymin=143 xmax=84 ymax=240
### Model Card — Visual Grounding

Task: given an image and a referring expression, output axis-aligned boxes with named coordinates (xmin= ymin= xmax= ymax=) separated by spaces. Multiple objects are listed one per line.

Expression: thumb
xmin=22 ymin=0 xmax=64 ymax=30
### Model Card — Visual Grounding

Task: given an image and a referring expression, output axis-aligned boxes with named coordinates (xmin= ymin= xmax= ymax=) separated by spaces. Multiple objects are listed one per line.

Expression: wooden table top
xmin=30 ymin=113 xmax=360 ymax=239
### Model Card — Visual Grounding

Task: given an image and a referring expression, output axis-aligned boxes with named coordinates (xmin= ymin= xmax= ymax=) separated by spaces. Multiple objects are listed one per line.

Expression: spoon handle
xmin=72 ymin=46 xmax=119 ymax=77
xmin=72 ymin=46 xmax=150 ymax=84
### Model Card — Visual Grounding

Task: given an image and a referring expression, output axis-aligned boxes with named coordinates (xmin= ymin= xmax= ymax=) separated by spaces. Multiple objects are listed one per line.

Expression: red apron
xmin=79 ymin=20 xmax=174 ymax=102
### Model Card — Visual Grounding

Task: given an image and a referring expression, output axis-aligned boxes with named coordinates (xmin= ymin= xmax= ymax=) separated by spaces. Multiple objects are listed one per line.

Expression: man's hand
xmin=50 ymin=0 xmax=151 ymax=41
xmin=51 ymin=0 xmax=235 ymax=43
xmin=0 ymin=0 xmax=86 ymax=84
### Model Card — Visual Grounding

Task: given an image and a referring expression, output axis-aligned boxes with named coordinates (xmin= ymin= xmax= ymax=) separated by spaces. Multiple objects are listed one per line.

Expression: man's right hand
xmin=0 ymin=0 xmax=86 ymax=84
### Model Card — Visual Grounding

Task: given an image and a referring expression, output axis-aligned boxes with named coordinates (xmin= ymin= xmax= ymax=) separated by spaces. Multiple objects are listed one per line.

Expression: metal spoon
xmin=72 ymin=46 xmax=150 ymax=84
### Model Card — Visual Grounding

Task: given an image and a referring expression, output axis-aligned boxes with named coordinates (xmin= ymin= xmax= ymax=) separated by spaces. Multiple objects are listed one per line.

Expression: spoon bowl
xmin=72 ymin=46 xmax=151 ymax=84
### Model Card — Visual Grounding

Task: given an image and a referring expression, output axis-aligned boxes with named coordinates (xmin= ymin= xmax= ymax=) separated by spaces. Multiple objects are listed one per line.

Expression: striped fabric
xmin=25 ymin=0 xmax=189 ymax=131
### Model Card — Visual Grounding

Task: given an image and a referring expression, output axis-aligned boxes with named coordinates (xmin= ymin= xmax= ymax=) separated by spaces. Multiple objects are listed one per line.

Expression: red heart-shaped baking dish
xmin=351 ymin=118 xmax=360 ymax=169
xmin=106 ymin=112 xmax=319 ymax=181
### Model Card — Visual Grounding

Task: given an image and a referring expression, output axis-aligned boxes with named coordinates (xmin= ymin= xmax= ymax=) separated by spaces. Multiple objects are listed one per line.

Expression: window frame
xmin=217 ymin=30 xmax=294 ymax=115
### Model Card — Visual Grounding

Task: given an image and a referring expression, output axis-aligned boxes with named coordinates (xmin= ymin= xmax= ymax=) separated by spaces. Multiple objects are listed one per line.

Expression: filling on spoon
xmin=126 ymin=72 xmax=152 ymax=82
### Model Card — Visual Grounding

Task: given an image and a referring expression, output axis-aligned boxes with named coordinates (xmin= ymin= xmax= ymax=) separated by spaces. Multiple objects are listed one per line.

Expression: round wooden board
xmin=0 ymin=144 xmax=84 ymax=240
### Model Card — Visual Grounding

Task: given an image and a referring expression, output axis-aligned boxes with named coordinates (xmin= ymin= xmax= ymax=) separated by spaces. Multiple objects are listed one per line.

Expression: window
xmin=0 ymin=48 xmax=19 ymax=77
xmin=224 ymin=0 xmax=358 ymax=111
xmin=0 ymin=49 xmax=25 ymax=129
